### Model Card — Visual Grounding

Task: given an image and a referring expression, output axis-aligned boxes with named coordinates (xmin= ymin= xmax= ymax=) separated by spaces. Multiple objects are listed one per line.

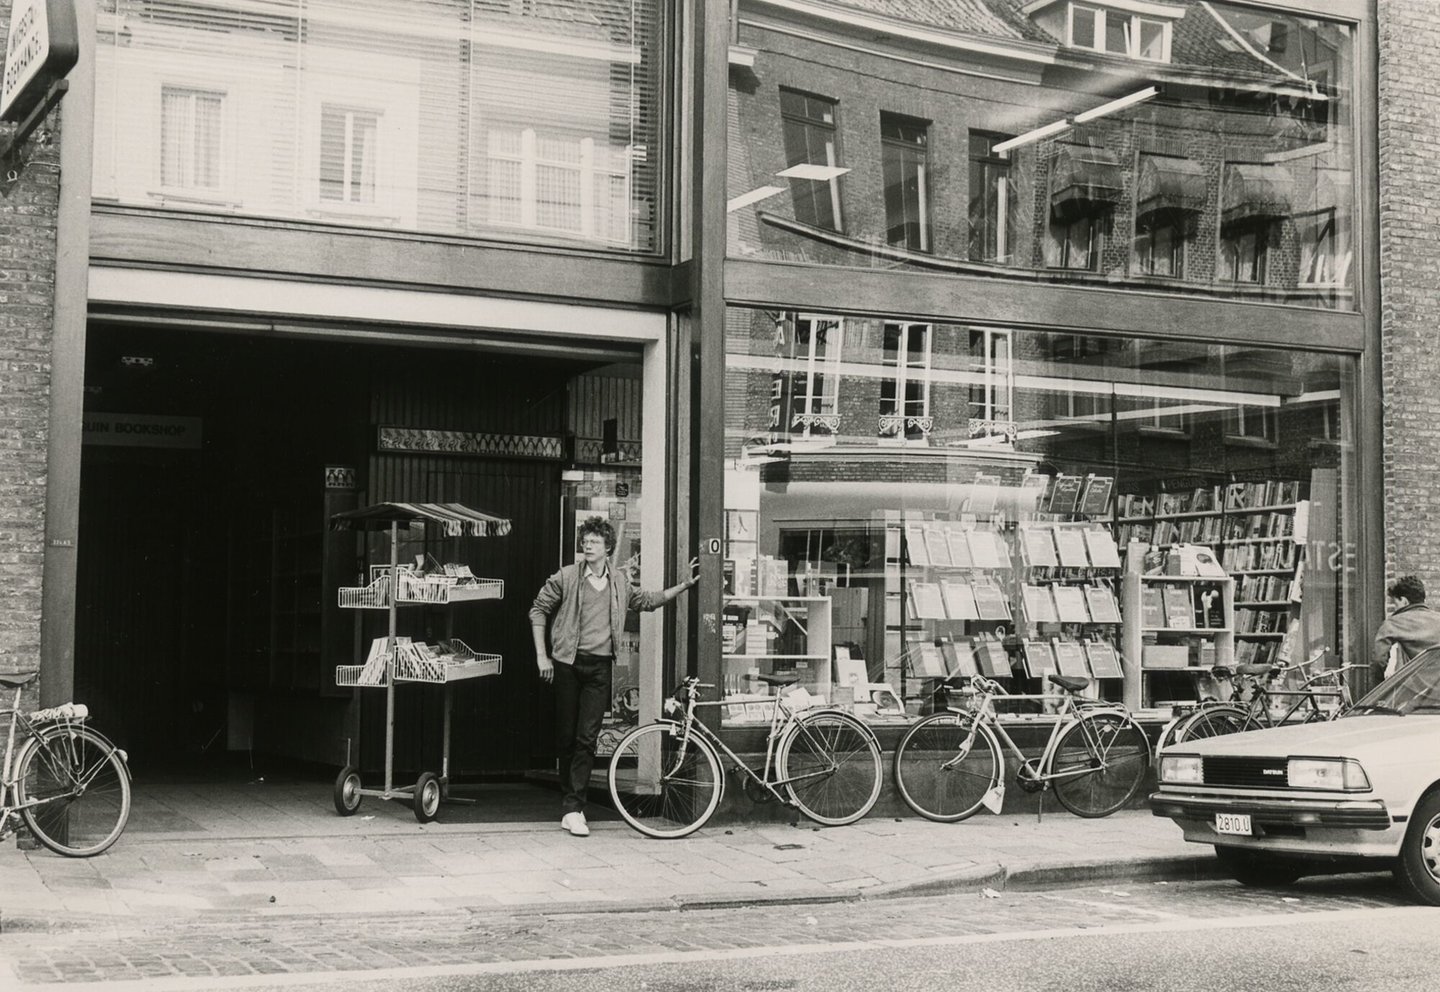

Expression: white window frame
xmin=482 ymin=126 xmax=633 ymax=246
xmin=318 ymin=104 xmax=381 ymax=207
xmin=153 ymin=81 xmax=237 ymax=206
xmin=1068 ymin=4 xmax=1172 ymax=62
xmin=970 ymin=327 xmax=1014 ymax=423
xmin=791 ymin=314 xmax=844 ymax=439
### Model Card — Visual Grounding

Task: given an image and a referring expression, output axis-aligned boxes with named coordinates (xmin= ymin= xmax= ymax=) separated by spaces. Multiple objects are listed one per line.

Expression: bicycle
xmin=1154 ymin=649 xmax=1331 ymax=753
xmin=606 ymin=674 xmax=883 ymax=838
xmin=1173 ymin=656 xmax=1363 ymax=743
xmin=893 ymin=673 xmax=1151 ymax=822
xmin=1 ymin=671 xmax=132 ymax=857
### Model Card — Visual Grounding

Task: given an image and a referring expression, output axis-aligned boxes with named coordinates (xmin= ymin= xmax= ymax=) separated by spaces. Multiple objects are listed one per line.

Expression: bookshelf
xmin=721 ymin=596 xmax=833 ymax=721
xmin=1120 ymin=541 xmax=1236 ymax=714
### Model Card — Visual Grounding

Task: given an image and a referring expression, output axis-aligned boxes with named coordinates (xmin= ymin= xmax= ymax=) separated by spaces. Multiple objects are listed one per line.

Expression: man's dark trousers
xmin=555 ymin=653 xmax=612 ymax=814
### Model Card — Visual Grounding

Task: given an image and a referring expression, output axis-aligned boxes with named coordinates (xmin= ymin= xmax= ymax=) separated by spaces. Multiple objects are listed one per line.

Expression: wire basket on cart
xmin=396 ymin=571 xmax=504 ymax=605
xmin=337 ymin=570 xmax=395 ymax=610
xmin=394 ymin=638 xmax=502 ymax=683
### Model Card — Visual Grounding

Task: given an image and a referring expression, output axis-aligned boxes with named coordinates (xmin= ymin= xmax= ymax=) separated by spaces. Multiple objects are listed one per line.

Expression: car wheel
xmin=1393 ymin=789 xmax=1440 ymax=906
xmin=1214 ymin=846 xmax=1304 ymax=887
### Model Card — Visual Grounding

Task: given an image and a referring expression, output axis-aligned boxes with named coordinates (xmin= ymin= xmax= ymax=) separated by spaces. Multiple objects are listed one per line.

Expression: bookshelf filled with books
xmin=886 ymin=471 xmax=1124 ymax=712
xmin=1118 ymin=479 xmax=1308 ymax=673
xmin=1120 ymin=541 xmax=1236 ymax=714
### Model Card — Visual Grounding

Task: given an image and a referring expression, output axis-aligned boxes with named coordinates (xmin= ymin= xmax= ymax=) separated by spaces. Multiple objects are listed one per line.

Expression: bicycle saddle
xmin=748 ymin=673 xmax=800 ymax=688
xmin=1236 ymin=663 xmax=1274 ymax=677
xmin=0 ymin=671 xmax=39 ymax=689
xmin=1048 ymin=673 xmax=1090 ymax=693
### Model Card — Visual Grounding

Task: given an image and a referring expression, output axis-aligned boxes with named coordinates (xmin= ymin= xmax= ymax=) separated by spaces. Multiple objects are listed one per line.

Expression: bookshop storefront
xmin=707 ymin=0 xmax=1368 ymax=728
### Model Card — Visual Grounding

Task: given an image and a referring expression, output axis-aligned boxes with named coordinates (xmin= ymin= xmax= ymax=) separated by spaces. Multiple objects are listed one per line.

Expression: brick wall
xmin=1378 ymin=0 xmax=1440 ymax=589
xmin=0 ymin=0 xmax=60 ymax=703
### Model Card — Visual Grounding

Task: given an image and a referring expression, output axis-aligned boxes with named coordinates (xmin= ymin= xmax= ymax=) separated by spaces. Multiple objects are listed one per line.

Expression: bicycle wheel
xmin=1050 ymin=712 xmax=1150 ymax=819
xmin=778 ymin=710 xmax=882 ymax=826
xmin=1176 ymin=705 xmax=1250 ymax=743
xmin=893 ymin=712 xmax=1003 ymax=822
xmin=607 ymin=722 xmax=723 ymax=839
xmin=17 ymin=723 xmax=131 ymax=857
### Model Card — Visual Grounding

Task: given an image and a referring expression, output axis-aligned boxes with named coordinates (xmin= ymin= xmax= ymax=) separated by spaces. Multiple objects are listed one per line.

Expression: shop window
xmin=159 ymin=86 xmax=225 ymax=194
xmin=968 ymin=132 xmax=1015 ymax=263
xmin=780 ymin=88 xmax=844 ymax=232
xmin=791 ymin=315 xmax=843 ymax=439
xmin=880 ymin=322 xmax=932 ymax=441
xmin=881 ymin=113 xmax=931 ymax=252
xmin=1067 ymin=4 xmax=1170 ymax=62
xmin=482 ymin=127 xmax=631 ymax=244
xmin=969 ymin=327 xmax=1013 ymax=423
xmin=319 ymin=106 xmax=379 ymax=205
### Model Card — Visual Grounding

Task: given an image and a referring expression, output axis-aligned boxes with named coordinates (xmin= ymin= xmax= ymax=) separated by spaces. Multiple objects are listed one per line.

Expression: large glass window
xmin=723 ymin=307 xmax=1357 ymax=726
xmin=94 ymin=0 xmax=666 ymax=253
xmin=728 ymin=1 xmax=1357 ymax=309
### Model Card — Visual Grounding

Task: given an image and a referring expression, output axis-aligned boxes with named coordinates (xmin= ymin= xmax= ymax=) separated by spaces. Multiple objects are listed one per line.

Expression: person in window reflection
xmin=1372 ymin=575 xmax=1440 ymax=683
xmin=529 ymin=516 xmax=698 ymax=837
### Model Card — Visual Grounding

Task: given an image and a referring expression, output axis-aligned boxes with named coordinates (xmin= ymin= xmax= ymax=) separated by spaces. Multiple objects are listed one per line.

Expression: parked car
xmin=1150 ymin=648 xmax=1440 ymax=905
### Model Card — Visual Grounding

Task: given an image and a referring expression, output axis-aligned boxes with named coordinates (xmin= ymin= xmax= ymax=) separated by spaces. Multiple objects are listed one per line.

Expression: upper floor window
xmin=968 ymin=132 xmax=1015 ymax=263
xmin=881 ymin=113 xmax=930 ymax=252
xmin=160 ymin=86 xmax=225 ymax=194
xmin=969 ymin=328 xmax=1013 ymax=423
xmin=880 ymin=322 xmax=932 ymax=441
xmin=481 ymin=127 xmax=632 ymax=245
xmin=780 ymin=89 xmax=844 ymax=232
xmin=319 ymin=106 xmax=379 ymax=205
xmin=1220 ymin=221 xmax=1272 ymax=284
xmin=1134 ymin=210 xmax=1184 ymax=277
xmin=1068 ymin=4 xmax=1170 ymax=62
xmin=791 ymin=315 xmax=843 ymax=439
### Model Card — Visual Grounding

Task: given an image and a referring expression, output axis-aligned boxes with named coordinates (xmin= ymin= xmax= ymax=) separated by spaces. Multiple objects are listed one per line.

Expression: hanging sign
xmin=1 ymin=0 xmax=79 ymax=123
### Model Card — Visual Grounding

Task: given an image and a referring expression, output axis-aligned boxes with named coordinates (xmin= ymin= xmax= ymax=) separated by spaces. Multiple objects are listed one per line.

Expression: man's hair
xmin=578 ymin=515 xmax=616 ymax=555
xmin=1388 ymin=575 xmax=1426 ymax=604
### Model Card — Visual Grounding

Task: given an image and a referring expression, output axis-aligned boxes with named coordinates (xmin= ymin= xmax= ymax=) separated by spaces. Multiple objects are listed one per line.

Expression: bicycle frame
xmin=665 ymin=690 xmax=843 ymax=803
xmin=0 ymin=686 xmax=114 ymax=826
xmin=956 ymin=690 xmax=1128 ymax=786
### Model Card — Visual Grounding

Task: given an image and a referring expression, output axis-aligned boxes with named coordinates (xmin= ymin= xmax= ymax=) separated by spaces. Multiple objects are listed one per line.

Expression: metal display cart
xmin=329 ymin=502 xmax=510 ymax=822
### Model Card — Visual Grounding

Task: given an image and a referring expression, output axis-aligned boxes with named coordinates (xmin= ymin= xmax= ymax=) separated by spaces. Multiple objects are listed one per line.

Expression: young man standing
xmin=1372 ymin=575 xmax=1440 ymax=682
xmin=529 ymin=516 xmax=698 ymax=837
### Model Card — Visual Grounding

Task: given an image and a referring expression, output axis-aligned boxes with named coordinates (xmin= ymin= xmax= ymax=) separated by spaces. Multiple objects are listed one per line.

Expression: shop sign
xmin=324 ymin=465 xmax=357 ymax=490
xmin=82 ymin=413 xmax=202 ymax=449
xmin=1 ymin=0 xmax=78 ymax=122
xmin=377 ymin=425 xmax=564 ymax=460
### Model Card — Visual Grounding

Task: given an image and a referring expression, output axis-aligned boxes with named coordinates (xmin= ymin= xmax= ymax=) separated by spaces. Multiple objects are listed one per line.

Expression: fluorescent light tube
xmin=991 ymin=119 xmax=1072 ymax=154
xmin=727 ymin=186 xmax=786 ymax=213
xmin=1073 ymin=86 xmax=1159 ymax=124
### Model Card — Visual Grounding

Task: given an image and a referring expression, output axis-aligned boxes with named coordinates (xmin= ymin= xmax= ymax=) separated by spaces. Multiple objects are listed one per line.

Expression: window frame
xmin=318 ymin=104 xmax=381 ymax=207
xmin=1133 ymin=208 xmax=1186 ymax=278
xmin=1220 ymin=219 xmax=1273 ymax=284
xmin=880 ymin=112 xmax=932 ymax=253
xmin=155 ymin=82 xmax=234 ymax=204
xmin=1067 ymin=3 xmax=1171 ymax=62
xmin=968 ymin=131 xmax=1015 ymax=264
xmin=1049 ymin=212 xmax=1102 ymax=271
xmin=479 ymin=125 xmax=634 ymax=247
xmin=779 ymin=88 xmax=845 ymax=233
xmin=790 ymin=314 xmax=845 ymax=440
xmin=880 ymin=321 xmax=933 ymax=442
xmin=968 ymin=327 xmax=1014 ymax=424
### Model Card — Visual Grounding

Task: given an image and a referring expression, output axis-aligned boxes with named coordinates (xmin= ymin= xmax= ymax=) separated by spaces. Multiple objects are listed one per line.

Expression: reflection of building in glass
xmin=728 ymin=0 xmax=1354 ymax=309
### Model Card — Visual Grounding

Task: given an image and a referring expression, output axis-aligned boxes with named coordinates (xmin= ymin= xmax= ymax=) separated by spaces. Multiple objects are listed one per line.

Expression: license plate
xmin=1214 ymin=812 xmax=1253 ymax=836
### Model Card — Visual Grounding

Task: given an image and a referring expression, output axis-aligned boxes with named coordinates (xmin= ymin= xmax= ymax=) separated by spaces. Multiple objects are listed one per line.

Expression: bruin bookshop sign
xmin=1 ymin=0 xmax=78 ymax=122
xmin=82 ymin=413 xmax=203 ymax=449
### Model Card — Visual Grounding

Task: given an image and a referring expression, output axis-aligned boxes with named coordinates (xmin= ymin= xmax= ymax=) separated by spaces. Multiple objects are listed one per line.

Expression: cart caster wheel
xmin=414 ymin=772 xmax=441 ymax=823
xmin=334 ymin=766 xmax=363 ymax=816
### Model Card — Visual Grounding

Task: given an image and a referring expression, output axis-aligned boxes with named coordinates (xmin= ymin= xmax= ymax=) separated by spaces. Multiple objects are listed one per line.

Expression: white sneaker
xmin=561 ymin=811 xmax=590 ymax=837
